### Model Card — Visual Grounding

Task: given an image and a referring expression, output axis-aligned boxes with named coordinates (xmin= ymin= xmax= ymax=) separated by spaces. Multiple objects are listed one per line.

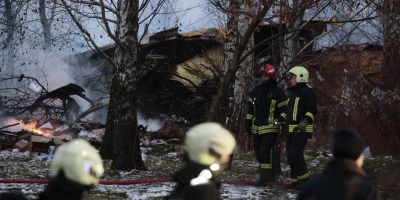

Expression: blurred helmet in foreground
xmin=50 ymin=139 xmax=104 ymax=186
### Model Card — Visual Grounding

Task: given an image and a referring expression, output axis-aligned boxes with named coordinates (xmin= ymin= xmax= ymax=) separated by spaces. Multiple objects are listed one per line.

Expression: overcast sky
xmin=87 ymin=0 xmax=382 ymax=51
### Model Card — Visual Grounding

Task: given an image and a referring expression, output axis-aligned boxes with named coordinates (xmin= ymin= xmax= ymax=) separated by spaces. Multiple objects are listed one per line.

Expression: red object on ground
xmin=99 ymin=179 xmax=172 ymax=185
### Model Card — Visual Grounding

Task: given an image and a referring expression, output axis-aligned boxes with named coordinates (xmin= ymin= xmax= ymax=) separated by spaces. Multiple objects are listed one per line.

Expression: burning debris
xmin=0 ymin=119 xmax=106 ymax=161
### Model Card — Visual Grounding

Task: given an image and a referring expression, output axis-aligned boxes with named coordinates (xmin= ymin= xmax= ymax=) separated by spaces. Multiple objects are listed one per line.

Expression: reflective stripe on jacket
xmin=246 ymin=80 xmax=287 ymax=134
xmin=286 ymin=83 xmax=316 ymax=134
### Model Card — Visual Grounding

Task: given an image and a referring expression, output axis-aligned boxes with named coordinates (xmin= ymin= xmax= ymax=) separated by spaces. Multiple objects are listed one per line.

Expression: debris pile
xmin=0 ymin=119 xmax=105 ymax=160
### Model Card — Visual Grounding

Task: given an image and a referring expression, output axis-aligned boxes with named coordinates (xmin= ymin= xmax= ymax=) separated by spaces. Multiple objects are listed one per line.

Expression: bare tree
xmin=102 ymin=0 xmax=144 ymax=170
xmin=278 ymin=0 xmax=309 ymax=85
xmin=2 ymin=0 xmax=17 ymax=75
xmin=60 ymin=0 xmax=168 ymax=170
xmin=39 ymin=0 xmax=57 ymax=48
xmin=208 ymin=0 xmax=272 ymax=132
xmin=382 ymin=0 xmax=400 ymax=88
xmin=231 ymin=1 xmax=256 ymax=138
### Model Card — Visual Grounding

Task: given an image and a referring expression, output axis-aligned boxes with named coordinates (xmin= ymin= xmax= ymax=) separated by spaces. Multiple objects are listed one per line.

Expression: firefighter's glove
xmin=294 ymin=118 xmax=308 ymax=133
xmin=273 ymin=119 xmax=280 ymax=127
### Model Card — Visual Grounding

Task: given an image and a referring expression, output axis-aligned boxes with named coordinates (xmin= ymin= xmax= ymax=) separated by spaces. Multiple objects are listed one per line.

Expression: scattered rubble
xmin=0 ymin=119 xmax=107 ymax=161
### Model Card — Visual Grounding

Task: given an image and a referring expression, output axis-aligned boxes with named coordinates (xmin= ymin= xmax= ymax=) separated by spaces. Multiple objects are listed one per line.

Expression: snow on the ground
xmin=0 ymin=182 xmax=297 ymax=199
xmin=78 ymin=129 xmax=104 ymax=141
xmin=5 ymin=142 xmax=398 ymax=199
xmin=0 ymin=145 xmax=301 ymax=199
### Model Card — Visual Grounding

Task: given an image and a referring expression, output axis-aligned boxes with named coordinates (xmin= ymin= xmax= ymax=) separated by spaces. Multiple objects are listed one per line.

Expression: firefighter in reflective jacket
xmin=285 ymin=66 xmax=316 ymax=188
xmin=167 ymin=122 xmax=236 ymax=200
xmin=246 ymin=64 xmax=287 ymax=186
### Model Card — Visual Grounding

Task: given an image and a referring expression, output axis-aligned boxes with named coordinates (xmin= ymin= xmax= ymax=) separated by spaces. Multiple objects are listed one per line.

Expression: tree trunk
xmin=208 ymin=1 xmax=270 ymax=126
xmin=208 ymin=0 xmax=239 ymax=125
xmin=39 ymin=0 xmax=54 ymax=48
xmin=4 ymin=0 xmax=15 ymax=75
xmin=100 ymin=0 xmax=145 ymax=170
xmin=230 ymin=1 xmax=255 ymax=138
xmin=382 ymin=0 xmax=400 ymax=89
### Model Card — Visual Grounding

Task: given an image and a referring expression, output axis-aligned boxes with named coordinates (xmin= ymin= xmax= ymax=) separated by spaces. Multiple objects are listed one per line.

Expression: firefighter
xmin=167 ymin=122 xmax=236 ymax=200
xmin=38 ymin=139 xmax=104 ymax=200
xmin=298 ymin=128 xmax=379 ymax=200
xmin=246 ymin=64 xmax=287 ymax=186
xmin=0 ymin=139 xmax=103 ymax=200
xmin=285 ymin=66 xmax=316 ymax=188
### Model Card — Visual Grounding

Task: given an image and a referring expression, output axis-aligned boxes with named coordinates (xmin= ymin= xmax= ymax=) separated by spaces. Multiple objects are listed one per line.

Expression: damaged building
xmin=67 ymin=21 xmax=327 ymax=123
xmin=0 ymin=21 xmax=391 ymax=154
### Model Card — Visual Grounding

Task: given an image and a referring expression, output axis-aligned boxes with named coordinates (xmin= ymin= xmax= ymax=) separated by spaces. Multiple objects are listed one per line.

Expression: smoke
xmin=16 ymin=49 xmax=93 ymax=111
xmin=17 ymin=50 xmax=76 ymax=90
xmin=137 ymin=112 xmax=164 ymax=132
xmin=0 ymin=43 xmax=107 ymax=124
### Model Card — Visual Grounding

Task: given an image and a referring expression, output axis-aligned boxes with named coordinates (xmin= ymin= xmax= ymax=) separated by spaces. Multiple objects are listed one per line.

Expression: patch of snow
xmin=286 ymin=192 xmax=298 ymax=199
xmin=281 ymin=164 xmax=290 ymax=173
xmin=384 ymin=156 xmax=392 ymax=160
xmin=0 ymin=183 xmax=44 ymax=195
xmin=167 ymin=152 xmax=177 ymax=157
xmin=316 ymin=71 xmax=325 ymax=82
xmin=363 ymin=146 xmax=371 ymax=158
xmin=371 ymin=87 xmax=385 ymax=100
xmin=0 ymin=181 xmax=301 ymax=199
xmin=0 ymin=150 xmax=28 ymax=159
xmin=78 ymin=129 xmax=103 ymax=141
xmin=141 ymin=153 xmax=147 ymax=161
xmin=23 ymin=151 xmax=31 ymax=157
xmin=150 ymin=139 xmax=167 ymax=145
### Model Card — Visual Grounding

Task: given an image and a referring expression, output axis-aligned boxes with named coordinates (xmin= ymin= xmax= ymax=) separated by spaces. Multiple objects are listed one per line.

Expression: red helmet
xmin=258 ymin=64 xmax=276 ymax=80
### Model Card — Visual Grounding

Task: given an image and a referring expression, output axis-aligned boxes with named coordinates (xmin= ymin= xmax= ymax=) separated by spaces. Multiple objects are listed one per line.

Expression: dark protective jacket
xmin=246 ymin=80 xmax=287 ymax=134
xmin=38 ymin=172 xmax=91 ymax=200
xmin=0 ymin=171 xmax=90 ymax=200
xmin=167 ymin=162 xmax=221 ymax=200
xmin=298 ymin=159 xmax=380 ymax=200
xmin=286 ymin=83 xmax=316 ymax=134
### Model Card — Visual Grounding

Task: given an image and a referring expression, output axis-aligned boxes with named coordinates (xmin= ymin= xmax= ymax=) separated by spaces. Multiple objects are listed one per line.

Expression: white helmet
xmin=289 ymin=66 xmax=309 ymax=83
xmin=50 ymin=139 xmax=104 ymax=186
xmin=184 ymin=122 xmax=236 ymax=166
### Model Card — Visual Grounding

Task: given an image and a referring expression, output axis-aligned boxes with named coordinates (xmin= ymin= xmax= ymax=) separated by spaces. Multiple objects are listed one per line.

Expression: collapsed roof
xmin=68 ymin=21 xmax=331 ymax=121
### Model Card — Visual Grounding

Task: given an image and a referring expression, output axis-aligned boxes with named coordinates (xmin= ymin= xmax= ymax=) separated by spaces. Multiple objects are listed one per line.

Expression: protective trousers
xmin=254 ymin=133 xmax=278 ymax=183
xmin=286 ymin=132 xmax=310 ymax=183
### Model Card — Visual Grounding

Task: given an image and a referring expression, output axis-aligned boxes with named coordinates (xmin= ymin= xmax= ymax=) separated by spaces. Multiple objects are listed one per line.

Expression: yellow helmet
xmin=289 ymin=66 xmax=309 ymax=83
xmin=50 ymin=139 xmax=104 ymax=186
xmin=184 ymin=122 xmax=236 ymax=166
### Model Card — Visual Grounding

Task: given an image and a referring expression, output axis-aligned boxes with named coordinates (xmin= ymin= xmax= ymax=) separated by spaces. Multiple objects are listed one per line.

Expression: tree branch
xmin=60 ymin=0 xmax=118 ymax=69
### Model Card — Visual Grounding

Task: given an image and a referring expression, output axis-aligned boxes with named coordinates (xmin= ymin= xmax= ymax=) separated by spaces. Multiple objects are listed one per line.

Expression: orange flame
xmin=18 ymin=120 xmax=52 ymax=137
